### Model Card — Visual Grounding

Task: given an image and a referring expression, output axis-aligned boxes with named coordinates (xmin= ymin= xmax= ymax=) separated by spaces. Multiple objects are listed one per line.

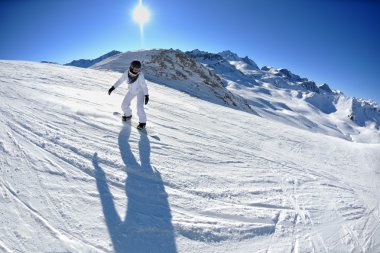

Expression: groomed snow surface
xmin=1 ymin=60 xmax=380 ymax=252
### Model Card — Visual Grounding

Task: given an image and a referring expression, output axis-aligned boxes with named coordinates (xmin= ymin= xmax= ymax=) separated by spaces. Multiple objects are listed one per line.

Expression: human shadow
xmin=93 ymin=125 xmax=177 ymax=253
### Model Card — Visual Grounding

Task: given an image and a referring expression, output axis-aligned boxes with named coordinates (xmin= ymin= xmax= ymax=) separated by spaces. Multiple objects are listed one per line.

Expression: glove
xmin=145 ymin=95 xmax=149 ymax=105
xmin=108 ymin=86 xmax=115 ymax=95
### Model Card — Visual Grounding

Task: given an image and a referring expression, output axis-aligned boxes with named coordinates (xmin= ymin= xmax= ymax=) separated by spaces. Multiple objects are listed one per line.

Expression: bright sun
xmin=133 ymin=0 xmax=150 ymax=35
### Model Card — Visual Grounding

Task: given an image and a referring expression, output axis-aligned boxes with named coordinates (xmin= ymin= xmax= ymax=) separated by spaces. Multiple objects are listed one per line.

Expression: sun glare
xmin=133 ymin=0 xmax=150 ymax=36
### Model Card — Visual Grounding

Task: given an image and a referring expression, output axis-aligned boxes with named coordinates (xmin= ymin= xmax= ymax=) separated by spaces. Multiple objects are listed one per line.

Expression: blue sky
xmin=1 ymin=0 xmax=379 ymax=103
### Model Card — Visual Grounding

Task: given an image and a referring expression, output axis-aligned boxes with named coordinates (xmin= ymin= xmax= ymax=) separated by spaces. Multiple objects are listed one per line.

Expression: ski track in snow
xmin=1 ymin=60 xmax=380 ymax=252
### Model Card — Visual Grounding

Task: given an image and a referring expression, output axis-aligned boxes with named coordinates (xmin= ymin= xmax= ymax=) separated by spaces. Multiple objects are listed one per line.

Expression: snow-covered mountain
xmin=65 ymin=50 xmax=122 ymax=68
xmin=218 ymin=50 xmax=260 ymax=72
xmin=1 ymin=59 xmax=380 ymax=253
xmin=185 ymin=49 xmax=257 ymax=87
xmin=85 ymin=49 xmax=380 ymax=143
xmin=91 ymin=49 xmax=253 ymax=113
xmin=186 ymin=50 xmax=380 ymax=137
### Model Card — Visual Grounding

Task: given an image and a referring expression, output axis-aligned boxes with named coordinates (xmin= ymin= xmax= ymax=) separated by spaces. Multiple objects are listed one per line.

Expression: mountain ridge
xmin=68 ymin=48 xmax=379 ymax=141
xmin=65 ymin=50 xmax=122 ymax=68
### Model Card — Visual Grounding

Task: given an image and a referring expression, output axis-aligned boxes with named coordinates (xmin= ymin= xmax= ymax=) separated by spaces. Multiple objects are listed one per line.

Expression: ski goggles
xmin=130 ymin=66 xmax=141 ymax=74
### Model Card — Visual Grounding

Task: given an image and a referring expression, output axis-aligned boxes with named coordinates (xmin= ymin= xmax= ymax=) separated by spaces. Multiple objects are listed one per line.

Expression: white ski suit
xmin=113 ymin=70 xmax=149 ymax=123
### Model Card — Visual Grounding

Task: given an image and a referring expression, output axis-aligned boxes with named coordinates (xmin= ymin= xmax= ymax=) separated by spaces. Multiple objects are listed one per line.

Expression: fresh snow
xmin=1 ymin=60 xmax=380 ymax=252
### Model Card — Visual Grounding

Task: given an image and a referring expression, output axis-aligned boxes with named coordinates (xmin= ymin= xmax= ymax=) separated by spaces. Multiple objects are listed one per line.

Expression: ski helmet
xmin=130 ymin=60 xmax=142 ymax=69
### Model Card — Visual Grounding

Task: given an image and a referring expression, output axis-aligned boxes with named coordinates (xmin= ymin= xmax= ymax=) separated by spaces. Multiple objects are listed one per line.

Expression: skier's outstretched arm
xmin=108 ymin=71 xmax=128 ymax=95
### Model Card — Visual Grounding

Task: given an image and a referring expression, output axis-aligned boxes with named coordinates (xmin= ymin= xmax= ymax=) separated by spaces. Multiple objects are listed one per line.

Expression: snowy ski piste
xmin=1 ymin=57 xmax=380 ymax=252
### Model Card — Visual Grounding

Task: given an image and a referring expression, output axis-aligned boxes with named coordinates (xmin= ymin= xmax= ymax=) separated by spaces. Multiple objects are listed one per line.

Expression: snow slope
xmin=1 ymin=60 xmax=380 ymax=252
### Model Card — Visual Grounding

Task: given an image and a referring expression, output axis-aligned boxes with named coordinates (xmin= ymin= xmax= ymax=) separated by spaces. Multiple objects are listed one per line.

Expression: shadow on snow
xmin=93 ymin=125 xmax=177 ymax=253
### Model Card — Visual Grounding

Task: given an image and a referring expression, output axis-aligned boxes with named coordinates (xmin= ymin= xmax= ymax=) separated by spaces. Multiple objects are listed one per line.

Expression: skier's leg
xmin=121 ymin=92 xmax=135 ymax=117
xmin=136 ymin=91 xmax=147 ymax=123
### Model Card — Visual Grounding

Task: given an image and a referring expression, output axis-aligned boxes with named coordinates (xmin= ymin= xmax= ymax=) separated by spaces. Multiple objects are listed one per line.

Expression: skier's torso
xmin=113 ymin=70 xmax=149 ymax=95
xmin=128 ymin=73 xmax=145 ymax=94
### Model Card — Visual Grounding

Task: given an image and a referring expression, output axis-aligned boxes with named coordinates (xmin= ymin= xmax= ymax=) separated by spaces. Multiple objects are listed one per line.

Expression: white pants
xmin=121 ymin=90 xmax=147 ymax=123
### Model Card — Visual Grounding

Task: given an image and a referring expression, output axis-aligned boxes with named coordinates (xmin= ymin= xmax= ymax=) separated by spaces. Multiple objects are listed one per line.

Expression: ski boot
xmin=122 ymin=115 xmax=132 ymax=121
xmin=137 ymin=122 xmax=146 ymax=130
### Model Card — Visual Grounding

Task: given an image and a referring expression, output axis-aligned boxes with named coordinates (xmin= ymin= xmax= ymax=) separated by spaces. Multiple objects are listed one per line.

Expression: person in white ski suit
xmin=108 ymin=60 xmax=149 ymax=129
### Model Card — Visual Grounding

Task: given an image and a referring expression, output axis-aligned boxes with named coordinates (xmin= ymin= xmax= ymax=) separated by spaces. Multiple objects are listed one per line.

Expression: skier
xmin=108 ymin=60 xmax=149 ymax=130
